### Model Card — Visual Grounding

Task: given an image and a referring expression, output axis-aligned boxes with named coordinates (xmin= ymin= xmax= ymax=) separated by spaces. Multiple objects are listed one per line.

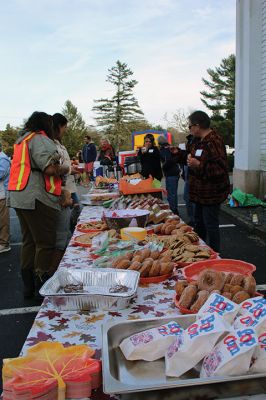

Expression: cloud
xmin=0 ymin=0 xmax=235 ymax=129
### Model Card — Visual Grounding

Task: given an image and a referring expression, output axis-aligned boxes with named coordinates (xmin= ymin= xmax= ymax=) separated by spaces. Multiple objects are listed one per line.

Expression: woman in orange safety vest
xmin=8 ymin=112 xmax=69 ymax=300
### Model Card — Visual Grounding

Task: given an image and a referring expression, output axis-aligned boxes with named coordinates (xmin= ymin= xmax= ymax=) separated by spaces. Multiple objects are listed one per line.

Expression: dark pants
xmin=194 ymin=203 xmax=221 ymax=252
xmin=165 ymin=176 xmax=179 ymax=214
xmin=183 ymin=166 xmax=195 ymax=225
xmin=16 ymin=200 xmax=59 ymax=278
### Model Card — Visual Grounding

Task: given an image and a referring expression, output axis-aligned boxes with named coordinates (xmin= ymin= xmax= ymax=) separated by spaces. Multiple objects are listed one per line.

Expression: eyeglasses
xmin=188 ymin=124 xmax=197 ymax=130
xmin=144 ymin=140 xmax=151 ymax=143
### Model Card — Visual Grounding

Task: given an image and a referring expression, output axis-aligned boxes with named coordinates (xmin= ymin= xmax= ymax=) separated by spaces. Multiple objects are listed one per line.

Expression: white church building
xmin=234 ymin=0 xmax=266 ymax=198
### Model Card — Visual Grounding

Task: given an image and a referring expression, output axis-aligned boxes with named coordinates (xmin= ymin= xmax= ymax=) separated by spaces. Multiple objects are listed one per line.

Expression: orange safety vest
xmin=8 ymin=131 xmax=62 ymax=196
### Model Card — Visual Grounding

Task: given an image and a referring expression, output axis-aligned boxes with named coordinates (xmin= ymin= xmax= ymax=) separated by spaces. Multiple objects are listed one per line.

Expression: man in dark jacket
xmin=177 ymin=111 xmax=230 ymax=252
xmin=158 ymin=135 xmax=180 ymax=215
xmin=82 ymin=136 xmax=97 ymax=181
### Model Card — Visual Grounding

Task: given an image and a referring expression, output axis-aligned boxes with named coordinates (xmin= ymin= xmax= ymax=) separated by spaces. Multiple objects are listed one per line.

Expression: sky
xmin=0 ymin=0 xmax=235 ymax=130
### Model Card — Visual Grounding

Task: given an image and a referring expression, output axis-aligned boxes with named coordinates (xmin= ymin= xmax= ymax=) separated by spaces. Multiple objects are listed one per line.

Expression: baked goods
xmin=232 ymin=290 xmax=250 ymax=304
xmin=175 ymin=270 xmax=258 ymax=313
xmin=179 ymin=285 xmax=197 ymax=309
xmin=198 ymin=270 xmax=225 ymax=292
xmin=190 ymin=290 xmax=209 ymax=313
xmin=243 ymin=275 xmax=256 ymax=296
xmin=111 ymin=248 xmax=175 ymax=278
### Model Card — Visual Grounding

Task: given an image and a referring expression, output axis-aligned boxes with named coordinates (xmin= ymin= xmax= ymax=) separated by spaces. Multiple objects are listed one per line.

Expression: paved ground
xmin=0 ymin=182 xmax=266 ymax=391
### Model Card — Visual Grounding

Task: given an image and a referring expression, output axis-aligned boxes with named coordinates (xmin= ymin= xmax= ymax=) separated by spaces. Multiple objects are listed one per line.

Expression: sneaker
xmin=0 ymin=245 xmax=11 ymax=253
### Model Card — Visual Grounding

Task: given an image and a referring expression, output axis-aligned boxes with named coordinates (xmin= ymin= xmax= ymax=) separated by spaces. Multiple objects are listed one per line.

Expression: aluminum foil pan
xmin=39 ymin=268 xmax=140 ymax=311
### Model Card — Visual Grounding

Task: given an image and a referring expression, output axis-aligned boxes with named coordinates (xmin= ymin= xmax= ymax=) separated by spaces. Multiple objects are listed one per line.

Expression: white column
xmin=234 ymin=0 xmax=262 ymax=194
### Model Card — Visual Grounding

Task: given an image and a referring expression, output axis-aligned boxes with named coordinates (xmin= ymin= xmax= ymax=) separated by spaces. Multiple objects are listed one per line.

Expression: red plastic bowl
xmin=139 ymin=273 xmax=172 ymax=284
xmin=173 ymin=294 xmax=196 ymax=315
xmin=183 ymin=259 xmax=256 ymax=282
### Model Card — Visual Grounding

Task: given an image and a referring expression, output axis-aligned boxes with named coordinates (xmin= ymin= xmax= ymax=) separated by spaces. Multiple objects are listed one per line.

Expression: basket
xmin=183 ymin=259 xmax=256 ymax=282
xmin=119 ymin=177 xmax=163 ymax=195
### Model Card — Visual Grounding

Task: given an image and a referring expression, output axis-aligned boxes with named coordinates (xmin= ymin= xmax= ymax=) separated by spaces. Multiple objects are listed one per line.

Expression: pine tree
xmin=92 ymin=60 xmax=144 ymax=150
xmin=200 ymin=54 xmax=235 ymax=145
xmin=0 ymin=124 xmax=19 ymax=156
xmin=62 ymin=100 xmax=99 ymax=157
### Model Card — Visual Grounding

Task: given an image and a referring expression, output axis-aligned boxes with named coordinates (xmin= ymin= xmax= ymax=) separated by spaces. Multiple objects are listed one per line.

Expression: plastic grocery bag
xmin=231 ymin=188 xmax=266 ymax=207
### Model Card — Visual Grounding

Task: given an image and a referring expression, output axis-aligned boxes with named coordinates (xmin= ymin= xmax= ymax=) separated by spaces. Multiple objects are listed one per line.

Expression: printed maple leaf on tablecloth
xmin=80 ymin=333 xmax=96 ymax=343
xmin=49 ymin=323 xmax=69 ymax=332
xmin=131 ymin=304 xmax=154 ymax=315
xmin=143 ymin=293 xmax=156 ymax=301
xmin=159 ymin=297 xmax=173 ymax=304
xmin=3 ymin=342 xmax=96 ymax=400
xmin=38 ymin=310 xmax=62 ymax=320
xmin=85 ymin=314 xmax=105 ymax=324
xmin=26 ymin=331 xmax=55 ymax=346
xmin=108 ymin=311 xmax=122 ymax=317
xmin=153 ymin=311 xmax=165 ymax=317
xmin=63 ymin=331 xmax=81 ymax=339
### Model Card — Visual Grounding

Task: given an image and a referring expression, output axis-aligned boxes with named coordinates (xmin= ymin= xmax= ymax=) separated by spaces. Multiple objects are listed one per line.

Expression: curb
xmin=221 ymin=205 xmax=266 ymax=241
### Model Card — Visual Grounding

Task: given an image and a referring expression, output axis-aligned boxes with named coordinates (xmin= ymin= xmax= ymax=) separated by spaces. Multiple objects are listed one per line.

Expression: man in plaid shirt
xmin=177 ymin=111 xmax=230 ymax=252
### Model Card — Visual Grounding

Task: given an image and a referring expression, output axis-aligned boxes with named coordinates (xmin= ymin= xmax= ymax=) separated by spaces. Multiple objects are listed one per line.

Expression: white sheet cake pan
xmin=39 ymin=267 xmax=139 ymax=311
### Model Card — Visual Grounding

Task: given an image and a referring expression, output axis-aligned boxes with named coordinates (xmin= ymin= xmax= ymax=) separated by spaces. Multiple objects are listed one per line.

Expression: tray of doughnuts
xmin=111 ymin=248 xmax=175 ymax=283
xmin=174 ymin=267 xmax=260 ymax=314
xmin=183 ymin=259 xmax=256 ymax=282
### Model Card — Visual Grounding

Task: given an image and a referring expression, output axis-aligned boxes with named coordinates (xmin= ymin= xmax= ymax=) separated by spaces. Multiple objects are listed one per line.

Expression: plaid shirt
xmin=187 ymin=130 xmax=230 ymax=205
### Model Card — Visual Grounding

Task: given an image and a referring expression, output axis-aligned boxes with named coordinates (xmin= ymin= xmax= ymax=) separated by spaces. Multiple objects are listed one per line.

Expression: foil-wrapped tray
xmin=102 ymin=315 xmax=266 ymax=399
xmin=39 ymin=268 xmax=139 ymax=311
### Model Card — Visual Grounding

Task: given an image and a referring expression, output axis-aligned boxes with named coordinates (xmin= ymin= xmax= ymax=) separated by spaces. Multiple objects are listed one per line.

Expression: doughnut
xmin=230 ymin=285 xmax=244 ymax=296
xmin=222 ymin=291 xmax=233 ymax=300
xmin=175 ymin=280 xmax=188 ymax=297
xmin=232 ymin=291 xmax=250 ymax=304
xmin=160 ymin=262 xmax=174 ymax=275
xmin=190 ymin=290 xmax=209 ymax=313
xmin=165 ymin=224 xmax=177 ymax=235
xmin=243 ymin=275 xmax=256 ymax=296
xmin=153 ymin=223 xmax=163 ymax=234
xmin=223 ymin=284 xmax=233 ymax=293
xmin=225 ymin=272 xmax=234 ymax=284
xmin=116 ymin=259 xmax=131 ymax=269
xmin=128 ymin=261 xmax=142 ymax=271
xmin=179 ymin=285 xmax=197 ymax=309
xmin=210 ymin=289 xmax=221 ymax=294
xmin=139 ymin=262 xmax=151 ymax=277
xmin=112 ymin=256 xmax=128 ymax=267
xmin=149 ymin=250 xmax=160 ymax=260
xmin=131 ymin=255 xmax=143 ymax=263
xmin=149 ymin=260 xmax=161 ymax=277
xmin=230 ymin=273 xmax=245 ymax=286
xmin=198 ymin=269 xmax=225 ymax=292
xmin=123 ymin=252 xmax=134 ymax=260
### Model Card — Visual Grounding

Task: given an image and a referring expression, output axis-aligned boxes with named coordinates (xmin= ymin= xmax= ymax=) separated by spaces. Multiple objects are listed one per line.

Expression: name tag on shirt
xmin=179 ymin=143 xmax=186 ymax=150
xmin=148 ymin=149 xmax=154 ymax=153
xmin=195 ymin=149 xmax=203 ymax=157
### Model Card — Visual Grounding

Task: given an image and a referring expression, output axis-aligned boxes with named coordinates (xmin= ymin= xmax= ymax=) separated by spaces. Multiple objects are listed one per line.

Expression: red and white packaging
xmin=236 ymin=296 xmax=266 ymax=335
xmin=249 ymin=331 xmax=266 ymax=373
xmin=165 ymin=313 xmax=228 ymax=377
xmin=200 ymin=327 xmax=258 ymax=378
xmin=120 ymin=321 xmax=183 ymax=361
xmin=197 ymin=293 xmax=240 ymax=324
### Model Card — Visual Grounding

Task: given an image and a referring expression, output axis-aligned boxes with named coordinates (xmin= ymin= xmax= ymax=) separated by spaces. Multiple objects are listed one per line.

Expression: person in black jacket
xmin=158 ymin=135 xmax=180 ymax=214
xmin=82 ymin=136 xmax=97 ymax=181
xmin=137 ymin=134 xmax=163 ymax=181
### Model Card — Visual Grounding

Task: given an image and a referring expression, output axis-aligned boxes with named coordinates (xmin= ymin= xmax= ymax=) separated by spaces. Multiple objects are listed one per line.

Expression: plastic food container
xmin=120 ymin=227 xmax=147 ymax=241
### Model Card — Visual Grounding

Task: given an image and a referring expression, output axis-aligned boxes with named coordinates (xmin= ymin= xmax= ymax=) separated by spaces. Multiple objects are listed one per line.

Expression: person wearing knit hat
xmin=158 ymin=136 xmax=180 ymax=215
